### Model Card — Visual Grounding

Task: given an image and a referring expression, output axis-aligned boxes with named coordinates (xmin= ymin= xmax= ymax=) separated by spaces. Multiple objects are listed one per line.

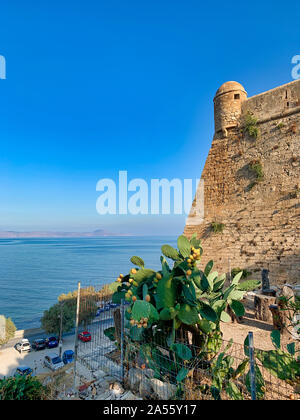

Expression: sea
xmin=0 ymin=236 xmax=177 ymax=330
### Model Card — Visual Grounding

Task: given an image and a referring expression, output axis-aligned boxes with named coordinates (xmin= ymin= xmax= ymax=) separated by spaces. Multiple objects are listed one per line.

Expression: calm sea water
xmin=0 ymin=236 xmax=176 ymax=329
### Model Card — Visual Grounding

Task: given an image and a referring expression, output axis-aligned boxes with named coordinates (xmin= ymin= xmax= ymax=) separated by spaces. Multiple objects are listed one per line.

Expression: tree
xmin=59 ymin=287 xmax=98 ymax=328
xmin=41 ymin=286 xmax=99 ymax=334
xmin=0 ymin=316 xmax=16 ymax=346
xmin=41 ymin=302 xmax=74 ymax=335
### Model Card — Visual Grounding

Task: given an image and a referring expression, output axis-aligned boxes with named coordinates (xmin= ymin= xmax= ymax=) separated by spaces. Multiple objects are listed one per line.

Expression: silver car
xmin=15 ymin=339 xmax=31 ymax=353
xmin=43 ymin=353 xmax=64 ymax=371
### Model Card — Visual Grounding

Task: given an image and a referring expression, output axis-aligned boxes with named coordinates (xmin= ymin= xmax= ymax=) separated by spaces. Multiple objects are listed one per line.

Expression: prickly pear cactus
xmin=109 ymin=234 xmax=261 ymax=399
xmin=111 ymin=234 xmax=259 ymax=344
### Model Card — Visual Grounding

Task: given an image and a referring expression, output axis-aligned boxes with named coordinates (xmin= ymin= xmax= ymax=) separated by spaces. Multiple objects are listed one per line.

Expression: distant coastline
xmin=0 ymin=229 xmax=131 ymax=238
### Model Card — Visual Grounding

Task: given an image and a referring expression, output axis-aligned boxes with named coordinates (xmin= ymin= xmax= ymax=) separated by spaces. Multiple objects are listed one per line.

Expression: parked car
xmin=31 ymin=338 xmax=46 ymax=351
xmin=62 ymin=350 xmax=74 ymax=365
xmin=45 ymin=336 xmax=58 ymax=348
xmin=43 ymin=353 xmax=64 ymax=371
xmin=95 ymin=308 xmax=103 ymax=317
xmin=15 ymin=339 xmax=31 ymax=353
xmin=78 ymin=331 xmax=91 ymax=342
xmin=14 ymin=366 xmax=33 ymax=377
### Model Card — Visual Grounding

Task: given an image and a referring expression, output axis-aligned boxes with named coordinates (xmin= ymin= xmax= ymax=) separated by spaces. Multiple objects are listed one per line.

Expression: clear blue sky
xmin=0 ymin=0 xmax=299 ymax=235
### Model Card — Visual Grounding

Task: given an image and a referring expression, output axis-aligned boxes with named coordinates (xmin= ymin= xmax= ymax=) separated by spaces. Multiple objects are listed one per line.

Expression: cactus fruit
xmin=112 ymin=234 xmax=259 ymax=386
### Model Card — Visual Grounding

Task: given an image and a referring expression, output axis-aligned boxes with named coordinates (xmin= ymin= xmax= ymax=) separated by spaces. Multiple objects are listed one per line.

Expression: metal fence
xmin=73 ymin=284 xmax=299 ymax=400
xmin=75 ymin=286 xmax=123 ymax=381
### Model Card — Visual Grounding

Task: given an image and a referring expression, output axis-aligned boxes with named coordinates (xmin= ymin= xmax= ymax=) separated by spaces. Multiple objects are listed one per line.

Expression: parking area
xmin=0 ymin=333 xmax=76 ymax=378
xmin=0 ymin=312 xmax=117 ymax=379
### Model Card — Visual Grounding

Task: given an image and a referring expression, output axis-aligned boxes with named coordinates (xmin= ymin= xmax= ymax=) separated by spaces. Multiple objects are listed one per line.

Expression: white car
xmin=15 ymin=339 xmax=31 ymax=353
xmin=43 ymin=353 xmax=64 ymax=371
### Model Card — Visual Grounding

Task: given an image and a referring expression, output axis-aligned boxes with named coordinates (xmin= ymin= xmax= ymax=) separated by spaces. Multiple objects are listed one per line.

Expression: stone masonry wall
xmin=184 ymin=80 xmax=300 ymax=285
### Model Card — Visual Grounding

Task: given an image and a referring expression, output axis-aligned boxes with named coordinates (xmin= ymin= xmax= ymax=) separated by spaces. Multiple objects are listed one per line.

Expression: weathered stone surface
xmin=139 ymin=377 xmax=153 ymax=399
xmin=254 ymin=294 xmax=276 ymax=322
xmin=150 ymin=378 xmax=176 ymax=400
xmin=120 ymin=391 xmax=143 ymax=400
xmin=271 ymin=286 xmax=296 ymax=337
xmin=280 ymin=286 xmax=295 ymax=302
xmin=92 ymin=369 xmax=106 ymax=380
xmin=76 ymin=362 xmax=94 ymax=381
xmin=185 ymin=79 xmax=300 ymax=286
xmin=95 ymin=379 xmax=110 ymax=390
xmin=127 ymin=368 xmax=144 ymax=392
xmin=109 ymin=381 xmax=124 ymax=396
xmin=144 ymin=368 xmax=154 ymax=379
xmin=96 ymin=390 xmax=114 ymax=400
xmin=104 ymin=375 xmax=118 ymax=383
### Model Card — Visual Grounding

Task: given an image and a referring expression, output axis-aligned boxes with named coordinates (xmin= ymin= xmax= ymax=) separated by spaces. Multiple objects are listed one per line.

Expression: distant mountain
xmin=0 ymin=230 xmax=128 ymax=238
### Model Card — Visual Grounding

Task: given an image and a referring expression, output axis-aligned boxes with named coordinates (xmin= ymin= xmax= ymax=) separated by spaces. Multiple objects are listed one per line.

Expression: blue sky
xmin=0 ymin=0 xmax=299 ymax=235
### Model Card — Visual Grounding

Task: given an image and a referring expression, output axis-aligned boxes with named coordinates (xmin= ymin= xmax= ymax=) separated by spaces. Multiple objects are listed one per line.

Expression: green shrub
xmin=211 ymin=222 xmax=225 ymax=234
xmin=277 ymin=122 xmax=285 ymax=129
xmin=249 ymin=160 xmax=264 ymax=183
xmin=0 ymin=375 xmax=47 ymax=400
xmin=0 ymin=317 xmax=16 ymax=346
xmin=244 ymin=112 xmax=259 ymax=139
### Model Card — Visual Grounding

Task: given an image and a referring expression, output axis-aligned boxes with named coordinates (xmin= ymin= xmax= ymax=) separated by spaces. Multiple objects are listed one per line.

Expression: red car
xmin=78 ymin=331 xmax=92 ymax=342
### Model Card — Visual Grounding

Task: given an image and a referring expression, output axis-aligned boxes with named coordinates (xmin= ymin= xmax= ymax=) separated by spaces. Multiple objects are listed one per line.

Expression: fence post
xmin=120 ymin=298 xmax=125 ymax=384
xmin=248 ymin=331 xmax=256 ymax=400
xmin=73 ymin=281 xmax=81 ymax=396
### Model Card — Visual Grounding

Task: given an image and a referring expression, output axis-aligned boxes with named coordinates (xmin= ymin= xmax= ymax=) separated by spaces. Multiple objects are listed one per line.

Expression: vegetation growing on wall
xmin=247 ymin=159 xmax=264 ymax=190
xmin=211 ymin=222 xmax=225 ymax=234
xmin=249 ymin=160 xmax=264 ymax=181
xmin=244 ymin=112 xmax=260 ymax=139
xmin=276 ymin=122 xmax=285 ymax=130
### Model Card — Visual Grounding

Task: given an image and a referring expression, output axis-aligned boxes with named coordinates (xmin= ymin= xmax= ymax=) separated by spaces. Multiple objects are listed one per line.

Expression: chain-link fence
xmin=75 ymin=285 xmax=124 ymax=381
xmin=73 ymin=284 xmax=299 ymax=400
xmin=123 ymin=335 xmax=298 ymax=400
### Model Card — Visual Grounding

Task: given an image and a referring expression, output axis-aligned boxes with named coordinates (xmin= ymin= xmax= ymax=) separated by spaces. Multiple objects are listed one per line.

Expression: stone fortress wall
xmin=184 ymin=79 xmax=300 ymax=285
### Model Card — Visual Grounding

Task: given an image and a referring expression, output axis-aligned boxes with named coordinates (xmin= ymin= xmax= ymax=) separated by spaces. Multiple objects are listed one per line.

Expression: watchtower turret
xmin=214 ymin=81 xmax=247 ymax=138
